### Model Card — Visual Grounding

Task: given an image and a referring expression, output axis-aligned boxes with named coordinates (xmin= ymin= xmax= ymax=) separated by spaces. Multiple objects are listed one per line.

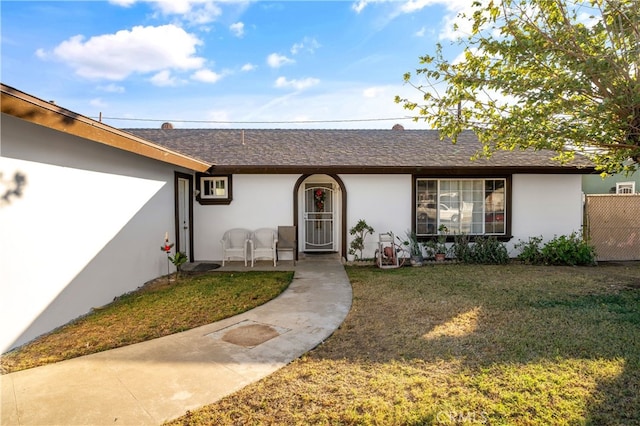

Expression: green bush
xmin=514 ymin=236 xmax=545 ymax=264
xmin=452 ymin=233 xmax=473 ymax=262
xmin=470 ymin=236 xmax=510 ymax=264
xmin=451 ymin=234 xmax=509 ymax=264
xmin=515 ymin=233 xmax=596 ymax=266
xmin=541 ymin=233 xmax=597 ymax=266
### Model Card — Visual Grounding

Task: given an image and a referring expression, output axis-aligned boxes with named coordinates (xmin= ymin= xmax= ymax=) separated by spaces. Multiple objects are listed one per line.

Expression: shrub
xmin=514 ymin=236 xmax=545 ymax=264
xmin=451 ymin=233 xmax=473 ymax=262
xmin=515 ymin=233 xmax=596 ymax=266
xmin=541 ymin=233 xmax=597 ymax=266
xmin=451 ymin=234 xmax=509 ymax=264
xmin=348 ymin=219 xmax=374 ymax=260
xmin=470 ymin=236 xmax=510 ymax=264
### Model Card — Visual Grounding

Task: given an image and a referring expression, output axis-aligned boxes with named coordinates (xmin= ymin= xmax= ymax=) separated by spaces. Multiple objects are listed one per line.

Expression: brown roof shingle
xmin=125 ymin=128 xmax=595 ymax=175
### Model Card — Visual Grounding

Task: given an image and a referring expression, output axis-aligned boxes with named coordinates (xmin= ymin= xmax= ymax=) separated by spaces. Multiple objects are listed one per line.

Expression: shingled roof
xmin=125 ymin=128 xmax=595 ymax=175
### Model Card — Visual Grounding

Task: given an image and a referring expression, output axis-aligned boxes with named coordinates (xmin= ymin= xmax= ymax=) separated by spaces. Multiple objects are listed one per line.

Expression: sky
xmin=1 ymin=0 xmax=469 ymax=129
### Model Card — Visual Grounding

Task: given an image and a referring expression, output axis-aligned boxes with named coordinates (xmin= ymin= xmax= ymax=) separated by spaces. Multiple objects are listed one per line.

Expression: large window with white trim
xmin=415 ymin=178 xmax=507 ymax=236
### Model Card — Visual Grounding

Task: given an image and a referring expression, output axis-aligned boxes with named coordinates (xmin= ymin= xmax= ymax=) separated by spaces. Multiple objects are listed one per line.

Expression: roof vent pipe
xmin=161 ymin=122 xmax=174 ymax=129
xmin=392 ymin=124 xmax=404 ymax=130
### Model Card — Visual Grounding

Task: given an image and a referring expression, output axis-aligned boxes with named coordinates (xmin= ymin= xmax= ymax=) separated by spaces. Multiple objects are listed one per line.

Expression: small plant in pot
xmin=424 ymin=225 xmax=449 ymax=261
xmin=399 ymin=230 xmax=423 ymax=266
xmin=435 ymin=225 xmax=449 ymax=260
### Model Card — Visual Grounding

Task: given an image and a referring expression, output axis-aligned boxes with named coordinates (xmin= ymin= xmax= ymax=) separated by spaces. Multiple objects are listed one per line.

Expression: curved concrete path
xmin=1 ymin=258 xmax=352 ymax=425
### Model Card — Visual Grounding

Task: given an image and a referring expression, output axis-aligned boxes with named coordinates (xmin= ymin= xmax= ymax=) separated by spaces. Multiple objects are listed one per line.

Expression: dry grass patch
xmin=1 ymin=271 xmax=293 ymax=374
xmin=168 ymin=264 xmax=640 ymax=426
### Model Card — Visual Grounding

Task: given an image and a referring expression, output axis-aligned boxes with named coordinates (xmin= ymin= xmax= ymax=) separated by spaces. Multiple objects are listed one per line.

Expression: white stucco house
xmin=1 ymin=83 xmax=595 ymax=352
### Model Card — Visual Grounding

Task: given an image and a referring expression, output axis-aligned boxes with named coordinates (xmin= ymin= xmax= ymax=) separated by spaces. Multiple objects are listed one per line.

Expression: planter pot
xmin=434 ymin=253 xmax=446 ymax=262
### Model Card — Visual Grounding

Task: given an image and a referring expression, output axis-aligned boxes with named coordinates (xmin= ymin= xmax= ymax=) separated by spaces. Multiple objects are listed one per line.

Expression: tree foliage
xmin=396 ymin=0 xmax=640 ymax=175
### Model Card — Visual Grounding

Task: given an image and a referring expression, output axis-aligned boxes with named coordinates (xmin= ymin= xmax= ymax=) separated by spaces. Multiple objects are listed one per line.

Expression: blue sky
xmin=1 ymin=0 xmax=468 ymax=129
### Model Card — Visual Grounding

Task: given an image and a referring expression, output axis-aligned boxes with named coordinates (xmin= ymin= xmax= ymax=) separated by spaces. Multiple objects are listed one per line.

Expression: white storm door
xmin=303 ymin=184 xmax=334 ymax=251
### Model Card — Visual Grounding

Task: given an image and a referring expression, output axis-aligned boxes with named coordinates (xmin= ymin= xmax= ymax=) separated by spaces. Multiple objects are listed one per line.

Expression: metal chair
xmin=277 ymin=226 xmax=297 ymax=265
xmin=220 ymin=228 xmax=251 ymax=266
xmin=250 ymin=228 xmax=278 ymax=267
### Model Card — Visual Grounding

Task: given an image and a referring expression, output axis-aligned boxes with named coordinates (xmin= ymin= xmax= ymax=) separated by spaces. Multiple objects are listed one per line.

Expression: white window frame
xmin=196 ymin=173 xmax=232 ymax=205
xmin=415 ymin=177 xmax=508 ymax=237
xmin=616 ymin=181 xmax=635 ymax=194
xmin=201 ymin=176 xmax=228 ymax=199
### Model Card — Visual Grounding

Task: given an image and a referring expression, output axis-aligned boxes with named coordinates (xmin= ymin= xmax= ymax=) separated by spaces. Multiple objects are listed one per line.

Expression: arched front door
xmin=303 ymin=183 xmax=335 ymax=251
xmin=297 ymin=175 xmax=344 ymax=254
xmin=295 ymin=174 xmax=346 ymax=258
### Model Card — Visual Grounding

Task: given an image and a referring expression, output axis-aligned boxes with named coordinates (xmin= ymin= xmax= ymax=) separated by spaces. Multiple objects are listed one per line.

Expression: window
xmin=616 ymin=182 xmax=635 ymax=194
xmin=415 ymin=178 xmax=507 ymax=236
xmin=196 ymin=173 xmax=232 ymax=205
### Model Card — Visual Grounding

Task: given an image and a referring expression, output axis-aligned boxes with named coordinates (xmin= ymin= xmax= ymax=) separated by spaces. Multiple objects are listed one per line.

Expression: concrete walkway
xmin=1 ymin=258 xmax=352 ymax=425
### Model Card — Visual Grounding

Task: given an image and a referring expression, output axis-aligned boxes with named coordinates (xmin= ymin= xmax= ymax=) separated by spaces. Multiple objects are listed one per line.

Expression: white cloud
xmin=267 ymin=53 xmax=295 ymax=69
xmin=363 ymin=86 xmax=386 ymax=98
xmin=351 ymin=0 xmax=471 ymax=40
xmin=48 ymin=25 xmax=204 ymax=80
xmin=89 ymin=98 xmax=108 ymax=108
xmin=150 ymin=70 xmax=180 ymax=86
xmin=415 ymin=26 xmax=426 ymax=37
xmin=191 ymin=68 xmax=223 ymax=83
xmin=399 ymin=0 xmax=442 ymax=14
xmin=241 ymin=63 xmax=256 ymax=72
xmin=98 ymin=83 xmax=126 ymax=93
xmin=110 ymin=0 xmax=222 ymax=25
xmin=35 ymin=48 xmax=48 ymax=59
xmin=274 ymin=76 xmax=320 ymax=91
xmin=108 ymin=0 xmax=136 ymax=6
xmin=229 ymin=22 xmax=244 ymax=37
xmin=352 ymin=0 xmax=401 ymax=13
xmin=290 ymin=37 xmax=321 ymax=55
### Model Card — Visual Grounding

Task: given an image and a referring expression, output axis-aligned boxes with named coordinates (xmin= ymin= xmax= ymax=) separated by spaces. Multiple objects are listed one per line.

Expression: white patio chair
xmin=250 ymin=228 xmax=278 ymax=267
xmin=220 ymin=228 xmax=251 ymax=266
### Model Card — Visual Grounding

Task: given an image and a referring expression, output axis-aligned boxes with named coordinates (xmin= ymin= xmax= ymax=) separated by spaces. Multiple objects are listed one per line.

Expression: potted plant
xmin=423 ymin=224 xmax=449 ymax=261
xmin=400 ymin=230 xmax=423 ymax=266
xmin=434 ymin=225 xmax=449 ymax=261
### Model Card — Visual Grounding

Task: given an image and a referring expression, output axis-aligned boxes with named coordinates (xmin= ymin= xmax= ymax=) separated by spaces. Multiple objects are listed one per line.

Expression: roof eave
xmin=1 ymin=84 xmax=211 ymax=173
xmin=209 ymin=165 xmax=597 ymax=175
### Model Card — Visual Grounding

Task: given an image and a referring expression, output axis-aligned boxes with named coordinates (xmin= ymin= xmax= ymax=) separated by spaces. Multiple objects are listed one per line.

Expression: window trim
xmin=412 ymin=175 xmax=512 ymax=242
xmin=616 ymin=181 xmax=636 ymax=194
xmin=196 ymin=173 xmax=233 ymax=205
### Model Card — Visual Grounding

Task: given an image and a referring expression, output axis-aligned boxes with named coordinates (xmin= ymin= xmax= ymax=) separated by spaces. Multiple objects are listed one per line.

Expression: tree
xmin=396 ymin=0 xmax=640 ymax=175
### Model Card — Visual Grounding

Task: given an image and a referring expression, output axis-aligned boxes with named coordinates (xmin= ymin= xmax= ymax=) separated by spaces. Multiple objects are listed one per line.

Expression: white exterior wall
xmin=1 ymin=116 xmax=182 ymax=352
xmin=193 ymin=174 xmax=298 ymax=261
xmin=510 ymin=174 xmax=584 ymax=255
xmin=190 ymin=173 xmax=585 ymax=262
xmin=342 ymin=175 xmax=413 ymax=260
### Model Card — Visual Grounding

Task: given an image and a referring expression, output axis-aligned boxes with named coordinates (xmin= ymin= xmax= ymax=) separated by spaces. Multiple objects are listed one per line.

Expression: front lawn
xmin=168 ymin=264 xmax=640 ymax=426
xmin=1 ymin=271 xmax=293 ymax=374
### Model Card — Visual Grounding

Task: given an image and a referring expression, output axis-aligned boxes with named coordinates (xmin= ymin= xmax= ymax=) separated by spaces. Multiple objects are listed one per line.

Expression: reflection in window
xmin=196 ymin=173 xmax=233 ymax=205
xmin=416 ymin=178 xmax=506 ymax=236
xmin=202 ymin=176 xmax=228 ymax=199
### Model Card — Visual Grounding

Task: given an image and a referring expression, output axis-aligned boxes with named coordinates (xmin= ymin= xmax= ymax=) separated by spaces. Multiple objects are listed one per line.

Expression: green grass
xmin=167 ymin=263 xmax=640 ymax=426
xmin=1 ymin=271 xmax=293 ymax=374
